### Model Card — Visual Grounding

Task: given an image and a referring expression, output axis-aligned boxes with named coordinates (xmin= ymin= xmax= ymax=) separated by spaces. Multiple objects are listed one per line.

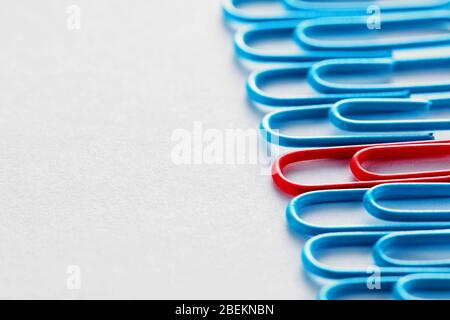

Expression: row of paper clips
xmin=223 ymin=0 xmax=450 ymax=300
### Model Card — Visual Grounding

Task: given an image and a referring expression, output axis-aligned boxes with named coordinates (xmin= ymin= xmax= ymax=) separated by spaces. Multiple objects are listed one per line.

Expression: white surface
xmin=0 ymin=0 xmax=313 ymax=299
xmin=2 ymin=1 xmax=450 ymax=299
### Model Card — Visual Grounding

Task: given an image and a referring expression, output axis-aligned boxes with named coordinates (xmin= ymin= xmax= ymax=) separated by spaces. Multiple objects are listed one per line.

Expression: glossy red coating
xmin=272 ymin=140 xmax=450 ymax=196
xmin=350 ymin=143 xmax=450 ymax=181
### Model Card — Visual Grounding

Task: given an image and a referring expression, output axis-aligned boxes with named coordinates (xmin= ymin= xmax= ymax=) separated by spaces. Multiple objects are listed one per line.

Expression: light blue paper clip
xmin=235 ymin=21 xmax=391 ymax=63
xmin=318 ymin=276 xmax=400 ymax=300
xmin=395 ymin=274 xmax=450 ymax=300
xmin=302 ymin=230 xmax=450 ymax=279
xmin=296 ymin=10 xmax=450 ymax=51
xmin=223 ymin=0 xmax=450 ymax=24
xmin=236 ymin=11 xmax=450 ymax=64
xmin=284 ymin=0 xmax=450 ymax=13
xmin=222 ymin=0 xmax=319 ymax=24
xmin=222 ymin=0 xmax=386 ymax=24
xmin=247 ymin=64 xmax=411 ymax=107
xmin=364 ymin=183 xmax=450 ymax=222
xmin=329 ymin=97 xmax=450 ymax=132
xmin=309 ymin=55 xmax=450 ymax=94
xmin=260 ymin=105 xmax=434 ymax=148
xmin=373 ymin=230 xmax=450 ymax=268
xmin=319 ymin=274 xmax=450 ymax=300
xmin=287 ymin=188 xmax=450 ymax=235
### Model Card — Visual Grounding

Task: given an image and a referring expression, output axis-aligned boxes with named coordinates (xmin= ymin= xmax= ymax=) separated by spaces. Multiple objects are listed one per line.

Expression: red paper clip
xmin=272 ymin=140 xmax=450 ymax=196
xmin=350 ymin=143 xmax=450 ymax=181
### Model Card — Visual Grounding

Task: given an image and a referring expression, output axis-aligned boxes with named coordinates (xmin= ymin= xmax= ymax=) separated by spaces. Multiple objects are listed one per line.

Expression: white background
xmin=2 ymin=0 xmax=450 ymax=299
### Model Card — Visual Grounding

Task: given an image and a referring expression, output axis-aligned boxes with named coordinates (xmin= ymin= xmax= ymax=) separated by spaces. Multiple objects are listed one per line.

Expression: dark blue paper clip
xmin=284 ymin=0 xmax=450 ymax=13
xmin=364 ymin=183 xmax=450 ymax=222
xmin=395 ymin=273 xmax=450 ymax=300
xmin=296 ymin=10 xmax=450 ymax=51
xmin=309 ymin=56 xmax=450 ymax=94
xmin=247 ymin=64 xmax=410 ymax=107
xmin=261 ymin=105 xmax=434 ymax=148
xmin=287 ymin=189 xmax=450 ymax=235
xmin=302 ymin=231 xmax=450 ymax=279
xmin=329 ymin=97 xmax=450 ymax=132
xmin=235 ymin=21 xmax=391 ymax=63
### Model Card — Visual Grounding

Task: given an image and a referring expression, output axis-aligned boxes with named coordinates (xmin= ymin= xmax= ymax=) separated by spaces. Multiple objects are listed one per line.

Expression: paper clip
xmin=373 ymin=229 xmax=450 ymax=268
xmin=319 ymin=274 xmax=450 ymax=300
xmin=272 ymin=141 xmax=450 ymax=196
xmin=350 ymin=143 xmax=450 ymax=181
xmin=284 ymin=0 xmax=450 ymax=13
xmin=261 ymin=105 xmax=434 ymax=148
xmin=318 ymin=276 xmax=400 ymax=300
xmin=247 ymin=64 xmax=409 ymax=107
xmin=364 ymin=183 xmax=450 ymax=222
xmin=286 ymin=188 xmax=450 ymax=235
xmin=395 ymin=274 xmax=450 ymax=300
xmin=296 ymin=10 xmax=450 ymax=51
xmin=235 ymin=21 xmax=391 ymax=63
xmin=222 ymin=0 xmax=319 ymax=24
xmin=329 ymin=97 xmax=450 ymax=132
xmin=309 ymin=56 xmax=450 ymax=94
xmin=302 ymin=230 xmax=450 ymax=279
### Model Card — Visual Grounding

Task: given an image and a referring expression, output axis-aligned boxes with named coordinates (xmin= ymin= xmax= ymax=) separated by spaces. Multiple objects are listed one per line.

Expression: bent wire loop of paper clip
xmin=260 ymin=104 xmax=434 ymax=148
xmin=272 ymin=141 xmax=450 ymax=195
xmin=248 ymin=51 xmax=450 ymax=107
xmin=237 ymin=10 xmax=450 ymax=64
xmin=364 ymin=183 xmax=450 ymax=222
xmin=296 ymin=10 xmax=450 ymax=51
xmin=287 ymin=183 xmax=450 ymax=235
xmin=247 ymin=64 xmax=410 ymax=107
xmin=235 ymin=21 xmax=391 ymax=63
xmin=350 ymin=143 xmax=450 ymax=180
xmin=259 ymin=93 xmax=450 ymax=147
xmin=302 ymin=229 xmax=450 ymax=279
xmin=394 ymin=274 xmax=450 ymax=300
xmin=309 ymin=55 xmax=450 ymax=94
xmin=318 ymin=273 xmax=450 ymax=300
xmin=222 ymin=0 xmax=321 ymax=24
xmin=223 ymin=0 xmax=450 ymax=24
xmin=284 ymin=0 xmax=450 ymax=13
xmin=329 ymin=97 xmax=450 ymax=132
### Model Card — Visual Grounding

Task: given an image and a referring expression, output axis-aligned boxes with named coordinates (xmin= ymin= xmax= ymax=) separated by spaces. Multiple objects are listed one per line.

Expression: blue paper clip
xmin=329 ymin=97 xmax=450 ymax=132
xmin=395 ymin=273 xmax=450 ymax=300
xmin=302 ymin=231 xmax=450 ymax=279
xmin=373 ymin=229 xmax=450 ymax=268
xmin=261 ymin=105 xmax=434 ymax=148
xmin=235 ymin=21 xmax=391 ymax=63
xmin=319 ymin=274 xmax=450 ymax=300
xmin=222 ymin=0 xmax=319 ymax=24
xmin=309 ymin=55 xmax=450 ymax=94
xmin=247 ymin=64 xmax=410 ymax=107
xmin=287 ymin=189 xmax=450 ymax=235
xmin=318 ymin=276 xmax=400 ymax=300
xmin=364 ymin=183 xmax=450 ymax=222
xmin=284 ymin=0 xmax=450 ymax=13
xmin=296 ymin=10 xmax=450 ymax=51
